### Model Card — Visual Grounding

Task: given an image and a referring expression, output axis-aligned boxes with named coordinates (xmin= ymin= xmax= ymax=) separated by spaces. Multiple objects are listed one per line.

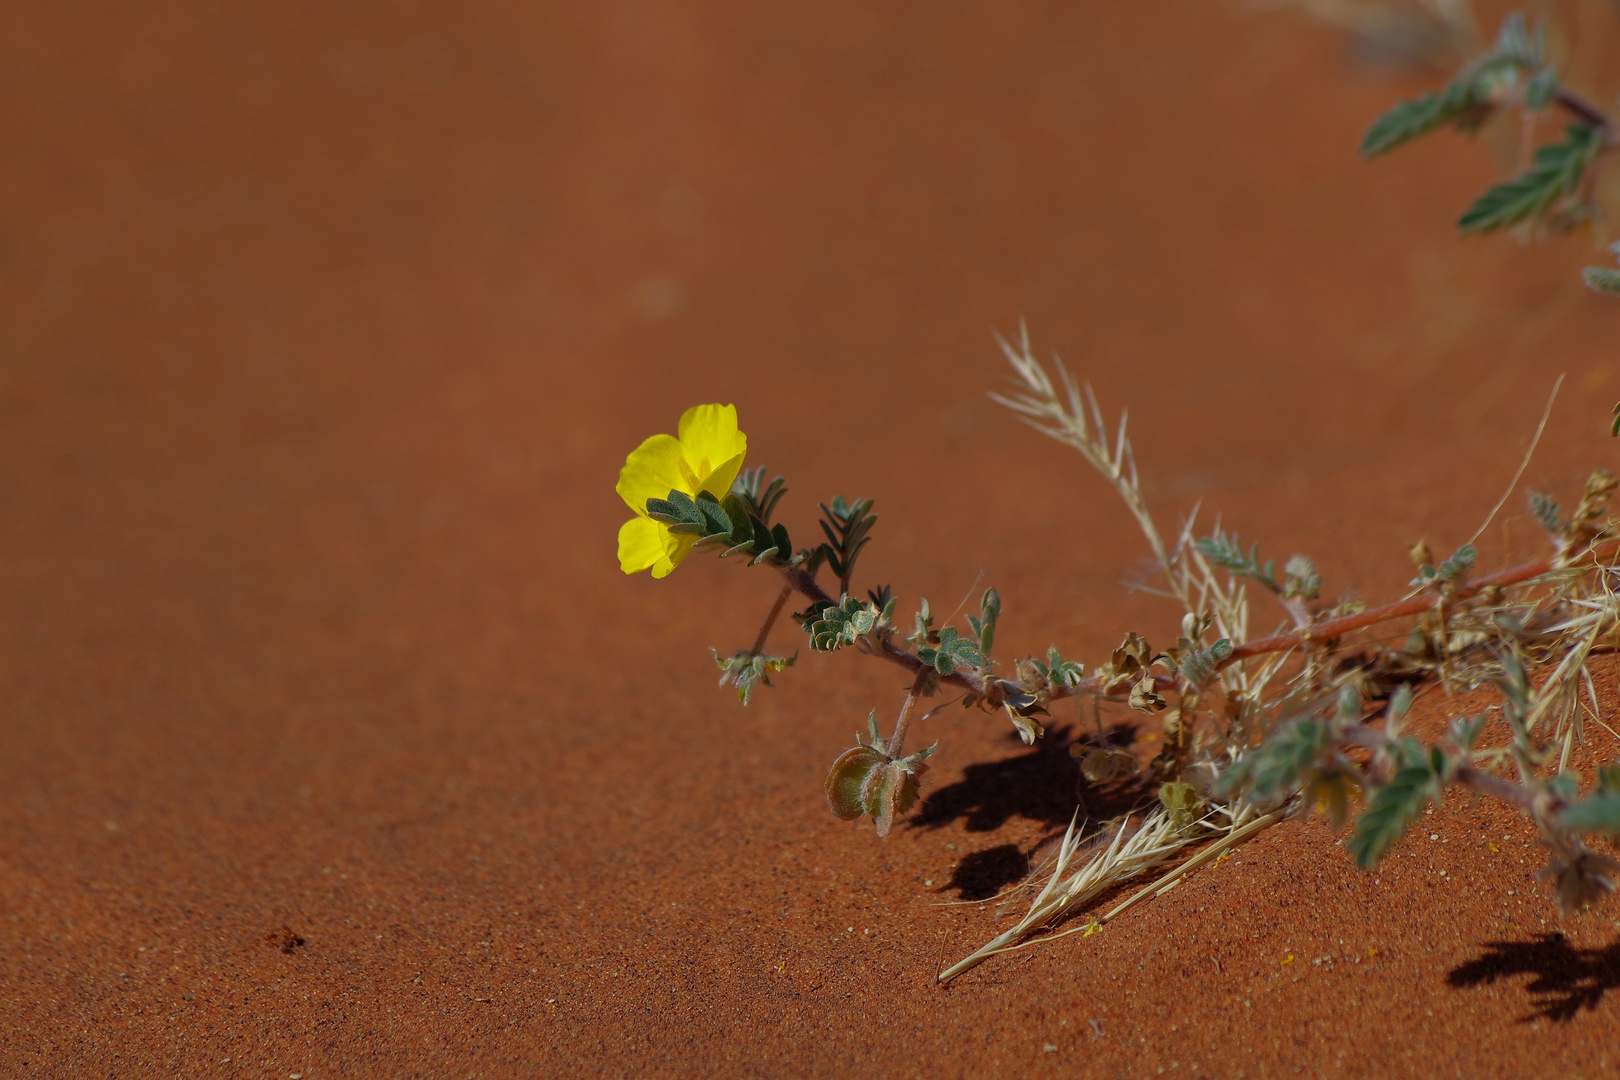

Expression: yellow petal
xmin=618 ymin=516 xmax=668 ymax=575
xmin=698 ymin=452 xmax=747 ymax=502
xmin=652 ymin=528 xmax=697 ymax=579
xmin=616 ymin=433 xmax=687 ymax=515
xmin=676 ymin=404 xmax=746 ymax=487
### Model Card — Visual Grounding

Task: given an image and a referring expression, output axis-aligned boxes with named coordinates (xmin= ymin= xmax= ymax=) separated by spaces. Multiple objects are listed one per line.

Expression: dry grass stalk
xmin=938 ymin=334 xmax=1620 ymax=979
xmin=938 ymin=806 xmax=1284 ymax=982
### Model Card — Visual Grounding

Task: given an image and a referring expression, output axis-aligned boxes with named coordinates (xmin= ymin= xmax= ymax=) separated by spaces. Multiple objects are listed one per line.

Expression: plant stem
xmin=781 ymin=565 xmax=990 ymax=697
xmin=779 ymin=533 xmax=1618 ymax=718
xmin=1557 ymin=88 xmax=1611 ymax=133
xmin=1454 ymin=764 xmax=1537 ymax=809
xmin=1225 ymin=538 xmax=1620 ymax=664
xmin=750 ymin=583 xmax=793 ymax=655
xmin=886 ymin=669 xmax=931 ymax=759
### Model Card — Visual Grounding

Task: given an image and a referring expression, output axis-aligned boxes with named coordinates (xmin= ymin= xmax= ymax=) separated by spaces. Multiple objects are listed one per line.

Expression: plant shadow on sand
xmin=910 ymin=722 xmax=1155 ymax=899
xmin=1448 ymin=934 xmax=1620 ymax=1022
xmin=946 ymin=844 xmax=1032 ymax=901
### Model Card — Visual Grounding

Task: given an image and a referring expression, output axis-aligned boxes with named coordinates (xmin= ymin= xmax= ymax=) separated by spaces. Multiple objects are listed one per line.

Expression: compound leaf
xmin=1561 ymin=791 xmax=1620 ymax=835
xmin=1361 ymin=82 xmax=1490 ymax=158
xmin=1348 ymin=752 xmax=1444 ymax=868
xmin=1584 ymin=266 xmax=1620 ymax=296
xmin=1459 ymin=125 xmax=1600 ymax=234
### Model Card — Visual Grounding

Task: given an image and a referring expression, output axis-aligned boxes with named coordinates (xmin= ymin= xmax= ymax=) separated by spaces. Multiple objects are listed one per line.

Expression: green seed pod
xmin=869 ymin=762 xmax=925 ymax=837
xmin=825 ymin=746 xmax=885 ymax=820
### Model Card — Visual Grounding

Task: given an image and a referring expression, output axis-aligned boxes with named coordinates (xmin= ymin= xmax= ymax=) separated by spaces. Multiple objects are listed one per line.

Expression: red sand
xmin=4 ymin=0 xmax=1620 ymax=1076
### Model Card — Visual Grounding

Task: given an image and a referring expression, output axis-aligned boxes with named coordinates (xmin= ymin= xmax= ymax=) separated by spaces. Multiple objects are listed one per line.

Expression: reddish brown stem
xmin=1226 ymin=539 xmax=1620 ymax=664
xmin=749 ymin=583 xmax=793 ymax=656
xmin=780 ymin=535 xmax=1619 ymax=715
xmin=1455 ymin=764 xmax=1538 ymax=810
xmin=886 ymin=668 xmax=932 ymax=759
xmin=1557 ymin=88 xmax=1612 ymax=133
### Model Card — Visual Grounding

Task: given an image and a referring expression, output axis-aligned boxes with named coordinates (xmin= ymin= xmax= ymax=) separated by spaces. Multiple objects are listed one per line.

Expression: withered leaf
xmin=1129 ymin=675 xmax=1168 ymax=714
xmin=1009 ymin=711 xmax=1045 ymax=745
xmin=1110 ymin=632 xmax=1155 ymax=676
xmin=1540 ymin=850 xmax=1620 ymax=915
xmin=1077 ymin=746 xmax=1139 ymax=785
xmin=1158 ymin=781 xmax=1205 ymax=830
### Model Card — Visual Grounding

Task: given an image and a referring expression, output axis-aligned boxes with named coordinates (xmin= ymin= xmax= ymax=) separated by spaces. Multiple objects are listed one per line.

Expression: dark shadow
xmin=909 ymin=722 xmax=1148 ymax=833
xmin=947 ymin=843 xmax=1029 ymax=900
xmin=1448 ymin=933 xmax=1620 ymax=1022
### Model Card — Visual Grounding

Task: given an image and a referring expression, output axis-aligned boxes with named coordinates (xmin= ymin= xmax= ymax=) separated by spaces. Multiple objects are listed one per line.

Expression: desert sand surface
xmin=4 ymin=0 xmax=1620 ymax=1076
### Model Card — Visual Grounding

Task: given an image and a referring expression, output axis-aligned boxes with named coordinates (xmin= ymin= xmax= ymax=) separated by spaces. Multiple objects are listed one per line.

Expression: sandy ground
xmin=4 ymin=0 xmax=1620 ymax=1076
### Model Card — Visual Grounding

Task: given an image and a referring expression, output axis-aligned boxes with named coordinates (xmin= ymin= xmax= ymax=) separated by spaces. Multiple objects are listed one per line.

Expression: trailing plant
xmin=615 ymin=332 xmax=1620 ymax=980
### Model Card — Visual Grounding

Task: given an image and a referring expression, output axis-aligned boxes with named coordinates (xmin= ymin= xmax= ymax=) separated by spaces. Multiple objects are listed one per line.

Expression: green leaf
xmin=800 ymin=594 xmax=881 ymax=652
xmin=1447 ymin=713 xmax=1488 ymax=751
xmin=1584 ymin=267 xmax=1620 ymax=297
xmin=1459 ymin=125 xmax=1601 ymax=234
xmin=1172 ymin=638 xmax=1233 ymax=689
xmin=1439 ymin=544 xmax=1475 ymax=581
xmin=967 ymin=588 xmax=1001 ymax=658
xmin=646 ymin=489 xmax=787 ymax=566
xmin=1246 ymin=720 xmax=1334 ymax=802
xmin=918 ymin=625 xmax=986 ymax=676
xmin=943 ymin=627 xmax=986 ymax=668
xmin=909 ymin=597 xmax=934 ymax=647
xmin=690 ymin=491 xmax=731 ymax=535
xmin=1361 ymin=82 xmax=1491 ymax=158
xmin=1490 ymin=12 xmax=1540 ymax=67
xmin=711 ymin=649 xmax=796 ymax=705
xmin=1528 ymin=491 xmax=1562 ymax=533
xmin=1196 ymin=529 xmax=1278 ymax=592
xmin=1411 ymin=543 xmax=1476 ymax=587
xmin=1561 ymin=792 xmax=1620 ymax=835
xmin=1038 ymin=646 xmax=1085 ymax=687
xmin=1491 ymin=649 xmax=1533 ymax=733
xmin=1347 ymin=752 xmax=1444 ymax=868
xmin=645 ymin=490 xmax=707 ymax=532
xmin=818 ymin=496 xmax=877 ymax=588
xmin=730 ymin=466 xmax=788 ymax=524
xmin=1360 ymin=15 xmax=1548 ymax=159
xmin=1524 ymin=68 xmax=1558 ymax=111
xmin=646 ymin=489 xmax=787 ymax=567
xmin=1386 ymin=683 xmax=1414 ymax=728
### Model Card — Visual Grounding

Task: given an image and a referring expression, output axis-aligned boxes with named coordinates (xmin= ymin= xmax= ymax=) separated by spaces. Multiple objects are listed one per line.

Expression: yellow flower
xmin=616 ymin=404 xmax=747 ymax=577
